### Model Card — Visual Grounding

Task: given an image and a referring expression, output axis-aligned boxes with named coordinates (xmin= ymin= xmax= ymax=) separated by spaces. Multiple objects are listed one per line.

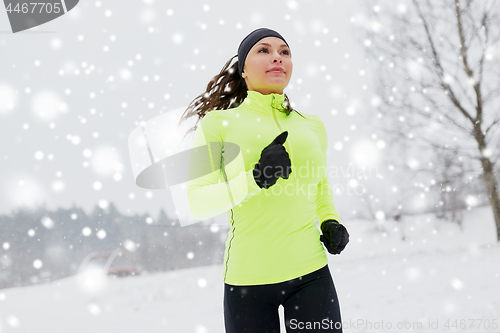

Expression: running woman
xmin=182 ymin=27 xmax=349 ymax=333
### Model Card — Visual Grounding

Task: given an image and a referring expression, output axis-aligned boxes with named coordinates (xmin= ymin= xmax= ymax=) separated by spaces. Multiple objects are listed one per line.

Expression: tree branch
xmin=455 ymin=0 xmax=484 ymax=124
xmin=412 ymin=0 xmax=476 ymax=124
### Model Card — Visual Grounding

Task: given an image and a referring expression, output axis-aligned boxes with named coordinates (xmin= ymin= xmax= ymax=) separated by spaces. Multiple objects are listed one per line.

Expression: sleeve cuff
xmin=320 ymin=219 xmax=341 ymax=228
xmin=246 ymin=168 xmax=262 ymax=196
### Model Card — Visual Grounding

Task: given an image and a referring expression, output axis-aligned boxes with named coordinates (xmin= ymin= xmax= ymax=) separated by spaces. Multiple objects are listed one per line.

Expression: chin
xmin=263 ymin=83 xmax=288 ymax=91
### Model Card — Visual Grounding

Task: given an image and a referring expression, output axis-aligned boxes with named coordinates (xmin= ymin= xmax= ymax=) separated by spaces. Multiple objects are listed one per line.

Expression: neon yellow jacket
xmin=187 ymin=90 xmax=341 ymax=285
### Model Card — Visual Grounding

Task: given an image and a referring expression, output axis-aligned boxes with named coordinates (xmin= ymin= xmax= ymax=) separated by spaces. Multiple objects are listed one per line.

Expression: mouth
xmin=268 ymin=67 xmax=285 ymax=73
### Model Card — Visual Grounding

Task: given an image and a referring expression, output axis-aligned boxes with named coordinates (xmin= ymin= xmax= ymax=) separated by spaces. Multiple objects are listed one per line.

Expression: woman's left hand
xmin=320 ymin=219 xmax=349 ymax=255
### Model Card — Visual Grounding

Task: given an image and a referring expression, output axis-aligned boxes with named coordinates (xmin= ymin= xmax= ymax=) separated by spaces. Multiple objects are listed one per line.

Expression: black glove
xmin=320 ymin=219 xmax=349 ymax=255
xmin=253 ymin=131 xmax=292 ymax=189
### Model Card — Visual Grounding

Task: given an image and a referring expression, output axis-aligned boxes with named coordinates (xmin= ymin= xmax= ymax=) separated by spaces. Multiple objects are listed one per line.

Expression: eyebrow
xmin=256 ymin=42 xmax=289 ymax=48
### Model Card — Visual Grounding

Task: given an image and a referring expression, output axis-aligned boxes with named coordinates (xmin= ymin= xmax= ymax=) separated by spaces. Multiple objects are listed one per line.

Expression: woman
xmin=181 ymin=27 xmax=349 ymax=333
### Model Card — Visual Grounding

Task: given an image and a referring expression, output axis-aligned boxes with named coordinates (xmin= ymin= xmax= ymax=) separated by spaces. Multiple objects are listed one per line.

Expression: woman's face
xmin=242 ymin=36 xmax=292 ymax=95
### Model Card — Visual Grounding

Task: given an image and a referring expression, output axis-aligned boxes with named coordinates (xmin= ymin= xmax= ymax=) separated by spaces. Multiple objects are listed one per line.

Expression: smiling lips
xmin=268 ymin=67 xmax=285 ymax=73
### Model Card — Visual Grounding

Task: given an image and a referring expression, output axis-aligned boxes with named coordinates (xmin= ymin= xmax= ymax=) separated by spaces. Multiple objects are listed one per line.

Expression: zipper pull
xmin=272 ymin=94 xmax=279 ymax=111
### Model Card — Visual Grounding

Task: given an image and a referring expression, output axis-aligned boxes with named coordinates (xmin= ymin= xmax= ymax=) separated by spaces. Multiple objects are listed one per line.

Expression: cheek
xmin=248 ymin=58 xmax=264 ymax=75
xmin=287 ymin=61 xmax=293 ymax=76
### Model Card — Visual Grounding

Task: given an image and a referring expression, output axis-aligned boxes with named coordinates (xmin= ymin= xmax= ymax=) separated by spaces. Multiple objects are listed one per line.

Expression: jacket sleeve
xmin=315 ymin=116 xmax=342 ymax=227
xmin=186 ymin=111 xmax=262 ymax=220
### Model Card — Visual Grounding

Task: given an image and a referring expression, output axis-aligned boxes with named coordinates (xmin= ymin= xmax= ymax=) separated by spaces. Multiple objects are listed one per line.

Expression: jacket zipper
xmin=272 ymin=95 xmax=292 ymax=164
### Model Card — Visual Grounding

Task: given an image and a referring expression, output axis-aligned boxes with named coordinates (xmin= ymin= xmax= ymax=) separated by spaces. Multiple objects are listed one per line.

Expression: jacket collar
xmin=241 ymin=90 xmax=288 ymax=117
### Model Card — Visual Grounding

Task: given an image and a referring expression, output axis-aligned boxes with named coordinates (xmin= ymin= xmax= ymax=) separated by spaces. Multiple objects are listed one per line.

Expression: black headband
xmin=237 ymin=27 xmax=289 ymax=77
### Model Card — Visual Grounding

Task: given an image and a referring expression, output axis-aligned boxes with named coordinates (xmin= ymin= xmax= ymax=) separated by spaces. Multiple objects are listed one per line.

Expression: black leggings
xmin=223 ymin=264 xmax=342 ymax=333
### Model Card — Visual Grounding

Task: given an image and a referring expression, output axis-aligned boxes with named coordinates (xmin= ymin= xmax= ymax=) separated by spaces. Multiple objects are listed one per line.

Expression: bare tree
xmin=354 ymin=0 xmax=500 ymax=241
xmin=430 ymin=144 xmax=473 ymax=227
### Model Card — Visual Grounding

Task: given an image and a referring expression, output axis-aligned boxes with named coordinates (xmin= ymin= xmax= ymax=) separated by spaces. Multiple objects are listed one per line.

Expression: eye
xmin=258 ymin=47 xmax=291 ymax=55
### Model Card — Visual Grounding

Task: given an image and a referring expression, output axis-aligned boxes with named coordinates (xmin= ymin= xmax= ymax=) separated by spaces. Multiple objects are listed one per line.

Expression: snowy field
xmin=1 ymin=206 xmax=499 ymax=333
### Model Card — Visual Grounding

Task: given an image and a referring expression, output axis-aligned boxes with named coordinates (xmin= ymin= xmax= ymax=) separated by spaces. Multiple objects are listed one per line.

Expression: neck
xmin=242 ymin=90 xmax=287 ymax=117
xmin=248 ymin=88 xmax=284 ymax=95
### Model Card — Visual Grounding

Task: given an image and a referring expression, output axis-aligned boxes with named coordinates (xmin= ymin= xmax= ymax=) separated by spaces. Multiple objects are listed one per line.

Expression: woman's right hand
xmin=253 ymin=131 xmax=292 ymax=189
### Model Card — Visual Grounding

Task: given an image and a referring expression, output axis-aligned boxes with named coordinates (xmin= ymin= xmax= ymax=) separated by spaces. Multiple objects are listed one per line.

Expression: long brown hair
xmin=178 ymin=54 xmax=305 ymax=139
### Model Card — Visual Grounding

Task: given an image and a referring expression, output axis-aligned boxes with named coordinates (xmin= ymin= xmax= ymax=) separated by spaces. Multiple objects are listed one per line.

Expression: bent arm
xmin=316 ymin=175 xmax=341 ymax=227
xmin=315 ymin=116 xmax=341 ymax=227
xmin=186 ymin=112 xmax=261 ymax=220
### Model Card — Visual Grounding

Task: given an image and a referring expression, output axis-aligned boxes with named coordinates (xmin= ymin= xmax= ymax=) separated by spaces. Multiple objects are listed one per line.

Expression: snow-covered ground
xmin=1 ymin=206 xmax=499 ymax=333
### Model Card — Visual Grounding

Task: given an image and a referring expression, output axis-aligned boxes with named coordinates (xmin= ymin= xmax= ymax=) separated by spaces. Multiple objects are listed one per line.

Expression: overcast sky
xmin=0 ymin=0 xmax=386 ymax=224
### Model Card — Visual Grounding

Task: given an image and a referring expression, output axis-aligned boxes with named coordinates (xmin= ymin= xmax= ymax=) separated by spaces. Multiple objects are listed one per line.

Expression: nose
xmin=272 ymin=53 xmax=283 ymax=63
